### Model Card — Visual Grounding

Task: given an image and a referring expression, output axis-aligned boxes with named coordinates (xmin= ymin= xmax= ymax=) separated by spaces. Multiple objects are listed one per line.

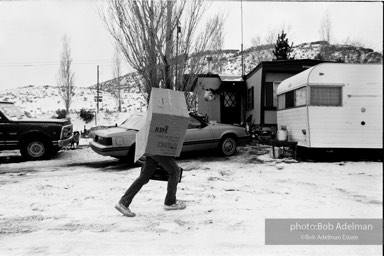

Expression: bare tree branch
xmin=57 ymin=34 xmax=75 ymax=115
xmin=319 ymin=10 xmax=332 ymax=43
xmin=99 ymin=0 xmax=224 ymax=104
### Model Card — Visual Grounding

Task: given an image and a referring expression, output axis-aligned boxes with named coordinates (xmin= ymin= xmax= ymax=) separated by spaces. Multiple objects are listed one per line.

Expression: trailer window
xmin=277 ymin=92 xmax=295 ymax=109
xmin=310 ymin=86 xmax=342 ymax=106
xmin=273 ymin=82 xmax=280 ymax=107
xmin=295 ymin=87 xmax=307 ymax=107
xmin=277 ymin=95 xmax=285 ymax=110
xmin=286 ymin=91 xmax=295 ymax=108
xmin=277 ymin=87 xmax=307 ymax=109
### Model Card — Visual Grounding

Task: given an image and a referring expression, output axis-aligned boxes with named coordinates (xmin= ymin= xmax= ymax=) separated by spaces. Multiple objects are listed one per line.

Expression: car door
xmin=182 ymin=115 xmax=215 ymax=152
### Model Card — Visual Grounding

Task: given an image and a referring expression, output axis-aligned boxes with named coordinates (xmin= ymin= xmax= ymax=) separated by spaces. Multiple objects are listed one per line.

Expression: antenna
xmin=97 ymin=65 xmax=99 ymax=113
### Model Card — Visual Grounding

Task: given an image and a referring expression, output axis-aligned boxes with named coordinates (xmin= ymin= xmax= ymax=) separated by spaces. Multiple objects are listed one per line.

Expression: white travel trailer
xmin=276 ymin=63 xmax=382 ymax=149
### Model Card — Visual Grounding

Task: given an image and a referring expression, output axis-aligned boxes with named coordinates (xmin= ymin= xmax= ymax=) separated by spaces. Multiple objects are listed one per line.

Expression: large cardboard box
xmin=134 ymin=88 xmax=190 ymax=162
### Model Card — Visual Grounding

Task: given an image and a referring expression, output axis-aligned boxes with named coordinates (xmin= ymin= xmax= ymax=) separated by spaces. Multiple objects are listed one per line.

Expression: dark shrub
xmin=80 ymin=109 xmax=95 ymax=123
xmin=53 ymin=109 xmax=67 ymax=119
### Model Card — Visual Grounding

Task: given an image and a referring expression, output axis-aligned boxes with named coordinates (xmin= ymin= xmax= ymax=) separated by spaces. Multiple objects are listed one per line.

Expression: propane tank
xmin=277 ymin=126 xmax=288 ymax=141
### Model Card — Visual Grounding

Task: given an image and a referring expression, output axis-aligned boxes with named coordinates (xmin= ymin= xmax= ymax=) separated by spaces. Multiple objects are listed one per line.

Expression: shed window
xmin=265 ymin=82 xmax=280 ymax=107
xmin=277 ymin=95 xmax=285 ymax=110
xmin=247 ymin=87 xmax=254 ymax=111
xmin=310 ymin=86 xmax=342 ymax=106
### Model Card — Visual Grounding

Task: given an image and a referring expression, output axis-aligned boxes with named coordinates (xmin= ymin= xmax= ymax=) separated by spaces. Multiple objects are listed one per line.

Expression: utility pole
xmin=175 ymin=22 xmax=181 ymax=90
xmin=241 ymin=0 xmax=244 ymax=77
xmin=97 ymin=65 xmax=99 ymax=113
xmin=118 ymin=76 xmax=121 ymax=112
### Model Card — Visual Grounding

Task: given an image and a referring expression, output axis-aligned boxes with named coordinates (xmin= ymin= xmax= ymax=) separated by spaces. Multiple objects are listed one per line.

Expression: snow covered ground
xmin=0 ymin=141 xmax=382 ymax=256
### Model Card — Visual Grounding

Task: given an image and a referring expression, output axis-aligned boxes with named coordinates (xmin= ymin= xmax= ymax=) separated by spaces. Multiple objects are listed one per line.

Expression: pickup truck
xmin=0 ymin=102 xmax=73 ymax=160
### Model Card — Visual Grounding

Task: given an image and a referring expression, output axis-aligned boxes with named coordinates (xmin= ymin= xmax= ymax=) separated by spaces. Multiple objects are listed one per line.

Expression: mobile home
xmin=276 ymin=63 xmax=382 ymax=149
xmin=245 ymin=59 xmax=325 ymax=127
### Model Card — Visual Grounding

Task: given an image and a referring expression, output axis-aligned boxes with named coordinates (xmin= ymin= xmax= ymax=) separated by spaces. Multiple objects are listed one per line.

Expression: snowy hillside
xmin=0 ymin=85 xmax=147 ymax=131
xmin=95 ymin=41 xmax=382 ymax=88
xmin=216 ymin=41 xmax=382 ymax=75
xmin=0 ymin=85 xmax=146 ymax=117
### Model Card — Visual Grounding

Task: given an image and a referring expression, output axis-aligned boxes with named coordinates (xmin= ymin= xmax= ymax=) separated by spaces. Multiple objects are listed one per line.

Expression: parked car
xmin=0 ymin=102 xmax=73 ymax=160
xmin=89 ymin=112 xmax=251 ymax=165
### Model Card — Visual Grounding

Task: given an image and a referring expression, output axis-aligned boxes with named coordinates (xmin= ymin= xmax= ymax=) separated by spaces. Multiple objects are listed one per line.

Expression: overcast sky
xmin=0 ymin=0 xmax=382 ymax=90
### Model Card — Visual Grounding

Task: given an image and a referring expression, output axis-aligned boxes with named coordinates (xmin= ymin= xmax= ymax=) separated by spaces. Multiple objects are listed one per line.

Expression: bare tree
xmin=57 ymin=35 xmax=75 ymax=115
xmin=342 ymin=36 xmax=365 ymax=48
xmin=177 ymin=11 xmax=225 ymax=92
xmin=112 ymin=44 xmax=122 ymax=112
xmin=265 ymin=30 xmax=278 ymax=46
xmin=249 ymin=34 xmax=273 ymax=64
xmin=316 ymin=10 xmax=334 ymax=61
xmin=251 ymin=35 xmax=262 ymax=48
xmin=319 ymin=10 xmax=332 ymax=43
xmin=99 ymin=0 xmax=224 ymax=101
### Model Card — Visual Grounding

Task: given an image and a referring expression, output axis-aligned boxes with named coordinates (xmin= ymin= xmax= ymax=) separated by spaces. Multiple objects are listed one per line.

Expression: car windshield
xmin=119 ymin=113 xmax=146 ymax=130
xmin=0 ymin=104 xmax=28 ymax=120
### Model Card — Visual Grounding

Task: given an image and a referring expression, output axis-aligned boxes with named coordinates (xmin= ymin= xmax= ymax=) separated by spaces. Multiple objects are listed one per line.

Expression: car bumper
xmin=89 ymin=141 xmax=131 ymax=157
xmin=58 ymin=135 xmax=74 ymax=147
xmin=238 ymin=135 xmax=252 ymax=146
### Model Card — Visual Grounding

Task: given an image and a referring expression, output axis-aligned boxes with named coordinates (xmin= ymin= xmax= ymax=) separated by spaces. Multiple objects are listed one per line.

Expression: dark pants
xmin=120 ymin=155 xmax=181 ymax=207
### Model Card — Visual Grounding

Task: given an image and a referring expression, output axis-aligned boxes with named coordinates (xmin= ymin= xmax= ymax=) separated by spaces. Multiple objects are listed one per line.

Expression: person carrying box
xmin=115 ymin=88 xmax=190 ymax=217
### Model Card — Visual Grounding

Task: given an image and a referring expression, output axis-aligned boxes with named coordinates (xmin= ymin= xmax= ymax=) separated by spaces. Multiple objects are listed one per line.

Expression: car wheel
xmin=219 ymin=136 xmax=237 ymax=156
xmin=20 ymin=138 xmax=51 ymax=160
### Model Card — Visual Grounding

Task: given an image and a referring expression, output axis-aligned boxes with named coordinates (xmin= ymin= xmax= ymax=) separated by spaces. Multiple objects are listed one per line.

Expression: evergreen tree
xmin=272 ymin=30 xmax=294 ymax=60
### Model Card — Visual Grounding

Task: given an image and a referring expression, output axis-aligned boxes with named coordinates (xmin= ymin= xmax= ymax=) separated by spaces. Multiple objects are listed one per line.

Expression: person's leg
xmin=119 ymin=155 xmax=157 ymax=207
xmin=151 ymin=155 xmax=181 ymax=206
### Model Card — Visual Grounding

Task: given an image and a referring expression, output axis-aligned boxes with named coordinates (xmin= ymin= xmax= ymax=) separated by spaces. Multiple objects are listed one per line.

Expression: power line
xmin=0 ymin=58 xmax=126 ymax=67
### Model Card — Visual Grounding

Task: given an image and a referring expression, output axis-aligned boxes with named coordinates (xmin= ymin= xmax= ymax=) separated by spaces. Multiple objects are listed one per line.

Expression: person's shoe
xmin=115 ymin=202 xmax=136 ymax=217
xmin=164 ymin=201 xmax=187 ymax=211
